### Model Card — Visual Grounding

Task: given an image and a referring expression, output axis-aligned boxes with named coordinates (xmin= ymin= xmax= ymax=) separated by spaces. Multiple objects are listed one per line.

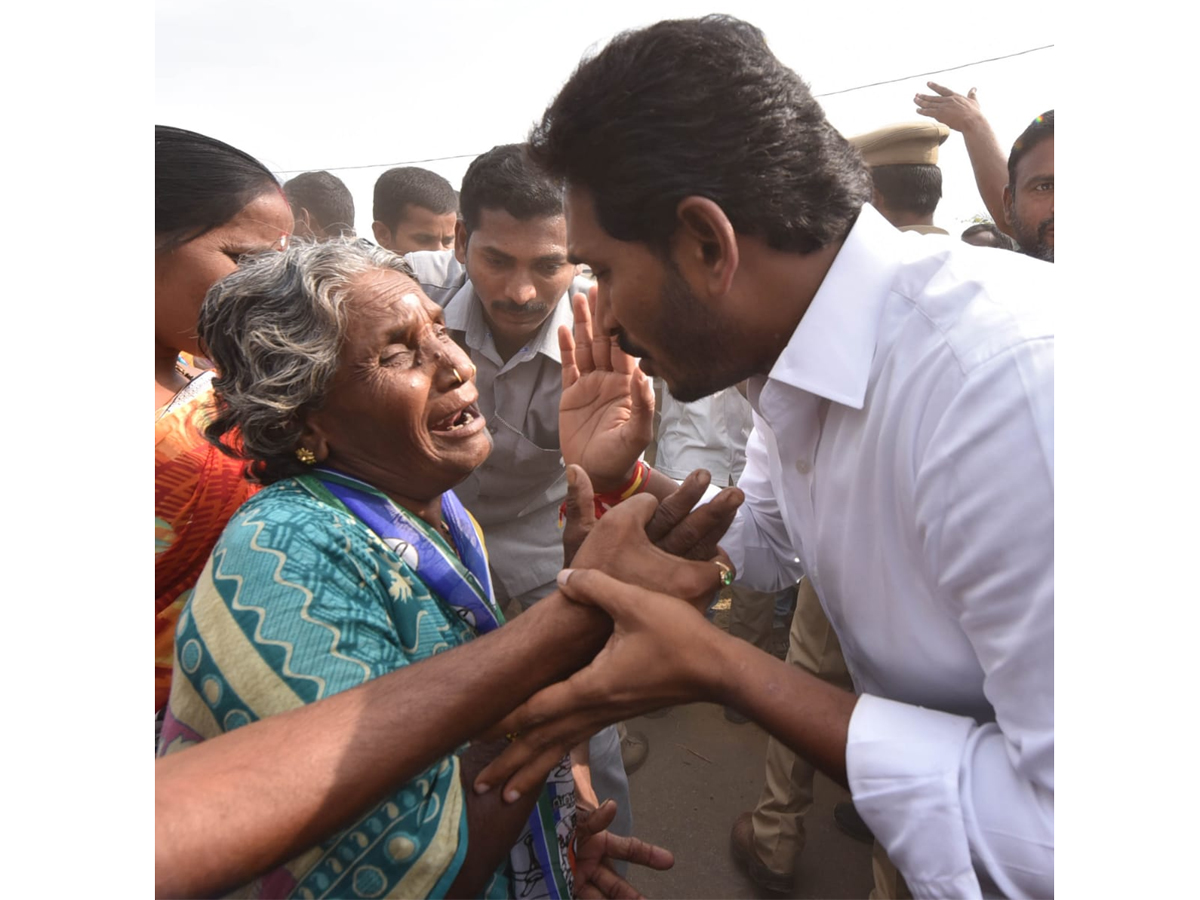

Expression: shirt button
xmin=487 ymin=423 xmax=498 ymax=434
xmin=795 ymin=459 xmax=811 ymax=475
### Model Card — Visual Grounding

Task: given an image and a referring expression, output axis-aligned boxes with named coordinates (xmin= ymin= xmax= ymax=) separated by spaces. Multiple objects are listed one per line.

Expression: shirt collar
xmin=764 ymin=204 xmax=902 ymax=410
xmin=444 ymin=280 xmax=575 ymax=365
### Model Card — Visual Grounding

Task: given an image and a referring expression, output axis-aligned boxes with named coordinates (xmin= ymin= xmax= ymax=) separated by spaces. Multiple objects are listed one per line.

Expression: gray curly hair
xmin=198 ymin=237 xmax=416 ymax=484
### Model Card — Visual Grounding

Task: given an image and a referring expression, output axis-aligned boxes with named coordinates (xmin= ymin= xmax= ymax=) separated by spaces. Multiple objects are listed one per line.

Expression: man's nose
xmin=593 ymin=283 xmax=616 ymax=334
xmin=507 ymin=272 xmax=537 ymax=305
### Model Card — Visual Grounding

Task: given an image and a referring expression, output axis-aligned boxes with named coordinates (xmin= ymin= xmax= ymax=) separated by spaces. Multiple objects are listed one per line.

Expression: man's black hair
xmin=156 ymin=125 xmax=279 ymax=254
xmin=961 ymin=222 xmax=1019 ymax=251
xmin=1008 ymin=111 xmax=1054 ymax=189
xmin=284 ymin=171 xmax=356 ymax=237
xmin=528 ymin=15 xmax=871 ymax=257
xmin=372 ymin=167 xmax=458 ymax=230
xmin=459 ymin=144 xmax=563 ymax=235
xmin=870 ymin=164 xmax=942 ymax=218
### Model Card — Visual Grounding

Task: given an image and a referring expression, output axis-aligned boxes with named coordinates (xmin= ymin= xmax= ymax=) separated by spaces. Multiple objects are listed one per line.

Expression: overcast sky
xmin=156 ymin=0 xmax=1055 ymax=237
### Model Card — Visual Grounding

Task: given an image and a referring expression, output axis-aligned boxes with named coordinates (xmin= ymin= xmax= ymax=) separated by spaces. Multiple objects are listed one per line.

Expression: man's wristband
xmin=559 ymin=460 xmax=651 ymax=527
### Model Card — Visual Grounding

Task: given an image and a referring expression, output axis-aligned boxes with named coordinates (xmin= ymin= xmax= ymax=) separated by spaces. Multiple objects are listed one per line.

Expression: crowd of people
xmin=155 ymin=14 xmax=1053 ymax=900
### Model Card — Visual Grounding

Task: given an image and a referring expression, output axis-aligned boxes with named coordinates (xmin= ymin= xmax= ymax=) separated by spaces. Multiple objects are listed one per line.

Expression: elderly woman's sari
xmin=158 ymin=468 xmax=576 ymax=899
xmin=155 ymin=372 xmax=258 ymax=714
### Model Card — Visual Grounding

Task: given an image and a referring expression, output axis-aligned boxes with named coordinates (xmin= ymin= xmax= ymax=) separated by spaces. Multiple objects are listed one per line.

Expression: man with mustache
xmin=913 ymin=86 xmax=1054 ymax=263
xmin=404 ymin=142 xmax=640 ymax=850
xmin=1004 ymin=111 xmax=1054 ymax=262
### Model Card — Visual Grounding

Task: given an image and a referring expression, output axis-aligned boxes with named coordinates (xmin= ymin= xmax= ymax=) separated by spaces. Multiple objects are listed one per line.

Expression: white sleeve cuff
xmin=847 ymin=694 xmax=981 ymax=899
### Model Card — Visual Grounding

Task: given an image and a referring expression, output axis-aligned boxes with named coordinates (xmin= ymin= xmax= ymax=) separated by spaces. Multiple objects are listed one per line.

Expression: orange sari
xmin=155 ymin=373 xmax=258 ymax=711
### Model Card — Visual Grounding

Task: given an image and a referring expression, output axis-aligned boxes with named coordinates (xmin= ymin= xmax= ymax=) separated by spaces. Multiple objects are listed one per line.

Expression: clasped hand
xmin=562 ymin=464 xmax=740 ymax=611
xmin=474 ymin=568 xmax=727 ymax=806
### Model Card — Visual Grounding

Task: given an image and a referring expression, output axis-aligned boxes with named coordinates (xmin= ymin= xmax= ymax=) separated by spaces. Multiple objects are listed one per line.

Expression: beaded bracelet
xmin=558 ymin=460 xmax=651 ymax=528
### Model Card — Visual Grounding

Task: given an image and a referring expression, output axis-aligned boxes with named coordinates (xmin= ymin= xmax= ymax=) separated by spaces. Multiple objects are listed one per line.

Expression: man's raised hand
xmin=559 ymin=286 xmax=653 ymax=492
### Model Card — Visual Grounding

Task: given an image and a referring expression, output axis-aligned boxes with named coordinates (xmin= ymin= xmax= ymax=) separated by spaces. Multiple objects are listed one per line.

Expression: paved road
xmin=621 ymin=702 xmax=875 ymax=899
xmin=614 ymin=593 xmax=877 ymax=900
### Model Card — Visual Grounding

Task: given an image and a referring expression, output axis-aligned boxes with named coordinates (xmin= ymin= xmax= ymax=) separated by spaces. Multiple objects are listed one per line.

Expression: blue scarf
xmin=313 ymin=468 xmax=576 ymax=900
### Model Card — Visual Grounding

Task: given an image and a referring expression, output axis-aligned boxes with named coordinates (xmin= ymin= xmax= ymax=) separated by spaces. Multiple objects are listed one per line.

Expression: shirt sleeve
xmin=719 ymin=423 xmax=806 ymax=592
xmin=846 ymin=338 xmax=1054 ymax=899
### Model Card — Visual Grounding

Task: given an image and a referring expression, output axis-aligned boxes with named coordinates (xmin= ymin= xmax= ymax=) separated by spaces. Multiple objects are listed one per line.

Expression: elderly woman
xmin=155 ymin=125 xmax=292 ymax=722
xmin=157 ymin=238 xmax=735 ymax=899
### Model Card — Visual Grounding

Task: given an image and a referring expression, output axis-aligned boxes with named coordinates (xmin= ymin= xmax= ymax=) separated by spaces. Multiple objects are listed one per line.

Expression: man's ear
xmin=1002 ymin=184 xmax=1015 ymax=228
xmin=372 ymin=220 xmax=394 ymax=250
xmin=293 ymin=207 xmax=314 ymax=239
xmin=672 ymin=196 xmax=739 ymax=297
xmin=454 ymin=219 xmax=469 ymax=265
xmin=871 ymin=188 xmax=887 ymax=216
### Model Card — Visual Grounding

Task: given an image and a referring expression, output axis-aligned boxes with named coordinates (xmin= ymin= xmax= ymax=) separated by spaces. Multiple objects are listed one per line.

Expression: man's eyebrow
xmin=536 ymin=252 xmax=569 ymax=264
xmin=481 ymin=245 xmax=516 ymax=262
xmin=1023 ymin=173 xmax=1054 ymax=186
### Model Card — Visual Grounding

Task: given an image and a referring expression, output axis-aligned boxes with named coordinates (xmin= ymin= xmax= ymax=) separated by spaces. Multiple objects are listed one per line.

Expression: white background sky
xmin=156 ymin=0 xmax=1056 ymax=237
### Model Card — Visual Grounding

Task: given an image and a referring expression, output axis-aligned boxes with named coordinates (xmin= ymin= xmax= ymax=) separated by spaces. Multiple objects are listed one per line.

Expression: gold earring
xmin=295 ymin=447 xmax=316 ymax=465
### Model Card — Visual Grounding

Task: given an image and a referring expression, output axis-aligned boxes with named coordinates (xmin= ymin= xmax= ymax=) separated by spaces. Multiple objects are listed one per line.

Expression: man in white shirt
xmin=734 ymin=117 xmax=967 ymax=885
xmin=477 ymin=16 xmax=1053 ymax=899
xmin=403 ymin=143 xmax=637 ymax=848
xmin=654 ymin=382 xmax=796 ymax=683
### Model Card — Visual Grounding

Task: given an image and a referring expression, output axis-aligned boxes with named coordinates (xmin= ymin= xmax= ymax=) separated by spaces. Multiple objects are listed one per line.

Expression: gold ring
xmin=713 ymin=560 xmax=734 ymax=587
xmin=452 ymin=367 xmax=463 ymax=385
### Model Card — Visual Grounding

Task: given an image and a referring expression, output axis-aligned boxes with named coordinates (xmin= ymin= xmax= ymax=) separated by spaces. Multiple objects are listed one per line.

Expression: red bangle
xmin=558 ymin=461 xmax=651 ymax=528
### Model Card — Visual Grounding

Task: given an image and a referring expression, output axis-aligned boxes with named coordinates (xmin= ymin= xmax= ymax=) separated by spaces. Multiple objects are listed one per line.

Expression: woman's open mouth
xmin=430 ymin=402 xmax=485 ymax=435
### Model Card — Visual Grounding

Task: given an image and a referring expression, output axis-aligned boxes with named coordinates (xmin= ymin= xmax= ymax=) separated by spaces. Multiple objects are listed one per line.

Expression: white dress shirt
xmin=654 ymin=383 xmax=755 ymax=486
xmin=406 ymin=251 xmax=585 ymax=602
xmin=720 ymin=206 xmax=1053 ymax=898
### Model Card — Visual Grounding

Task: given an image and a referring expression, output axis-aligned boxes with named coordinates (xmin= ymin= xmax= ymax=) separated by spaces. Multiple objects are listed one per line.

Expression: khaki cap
xmin=850 ymin=121 xmax=951 ymax=167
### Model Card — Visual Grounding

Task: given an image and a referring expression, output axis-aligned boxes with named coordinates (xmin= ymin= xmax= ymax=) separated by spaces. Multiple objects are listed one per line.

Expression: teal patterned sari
xmin=159 ymin=470 xmax=576 ymax=899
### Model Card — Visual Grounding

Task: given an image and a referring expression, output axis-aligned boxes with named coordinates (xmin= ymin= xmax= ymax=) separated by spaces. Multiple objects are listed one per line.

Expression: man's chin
xmin=664 ymin=374 xmax=731 ymax=404
xmin=1037 ymin=221 xmax=1054 ymax=262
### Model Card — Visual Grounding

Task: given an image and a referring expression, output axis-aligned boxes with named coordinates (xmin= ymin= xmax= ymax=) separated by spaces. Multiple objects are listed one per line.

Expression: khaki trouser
xmin=749 ymin=578 xmax=909 ymax=898
xmin=728 ymin=582 xmax=788 ymax=651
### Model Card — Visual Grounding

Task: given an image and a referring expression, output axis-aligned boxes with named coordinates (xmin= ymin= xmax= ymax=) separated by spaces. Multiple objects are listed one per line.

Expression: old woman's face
xmin=305 ymin=268 xmax=492 ymax=502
